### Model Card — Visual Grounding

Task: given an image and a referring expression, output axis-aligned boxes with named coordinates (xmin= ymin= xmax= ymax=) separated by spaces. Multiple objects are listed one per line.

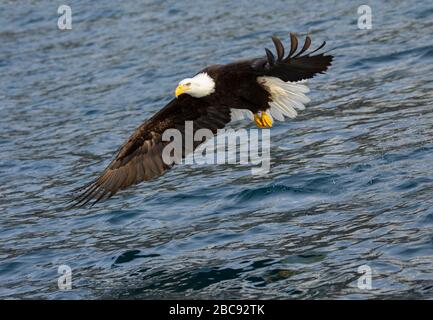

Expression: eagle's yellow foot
xmin=254 ymin=112 xmax=273 ymax=128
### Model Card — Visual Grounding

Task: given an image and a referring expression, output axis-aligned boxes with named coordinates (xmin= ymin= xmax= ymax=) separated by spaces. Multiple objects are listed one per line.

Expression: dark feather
xmin=308 ymin=41 xmax=326 ymax=56
xmin=271 ymin=36 xmax=285 ymax=60
xmin=293 ymin=36 xmax=311 ymax=58
xmin=288 ymin=33 xmax=298 ymax=57
xmin=265 ymin=48 xmax=275 ymax=66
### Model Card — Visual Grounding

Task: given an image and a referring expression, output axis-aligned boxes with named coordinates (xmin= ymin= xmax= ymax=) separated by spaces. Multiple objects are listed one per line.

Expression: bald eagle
xmin=73 ymin=33 xmax=333 ymax=206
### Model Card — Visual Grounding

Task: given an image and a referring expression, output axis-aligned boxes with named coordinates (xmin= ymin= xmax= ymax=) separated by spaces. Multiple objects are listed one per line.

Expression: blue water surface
xmin=0 ymin=0 xmax=433 ymax=299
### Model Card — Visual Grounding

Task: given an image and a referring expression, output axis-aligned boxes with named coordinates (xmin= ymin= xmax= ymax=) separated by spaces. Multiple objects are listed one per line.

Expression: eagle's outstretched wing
xmin=72 ymin=97 xmax=231 ymax=207
xmin=251 ymin=33 xmax=333 ymax=82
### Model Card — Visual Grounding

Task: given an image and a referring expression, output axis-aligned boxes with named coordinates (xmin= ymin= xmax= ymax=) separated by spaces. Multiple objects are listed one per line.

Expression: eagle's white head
xmin=175 ymin=72 xmax=215 ymax=98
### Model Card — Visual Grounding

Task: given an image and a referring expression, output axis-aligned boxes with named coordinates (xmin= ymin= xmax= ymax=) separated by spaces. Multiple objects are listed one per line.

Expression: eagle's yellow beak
xmin=175 ymin=84 xmax=187 ymax=98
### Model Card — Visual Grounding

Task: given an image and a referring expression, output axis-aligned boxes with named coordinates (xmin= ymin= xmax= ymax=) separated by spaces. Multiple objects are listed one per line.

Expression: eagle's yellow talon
xmin=254 ymin=114 xmax=264 ymax=128
xmin=254 ymin=112 xmax=273 ymax=128
xmin=262 ymin=113 xmax=273 ymax=127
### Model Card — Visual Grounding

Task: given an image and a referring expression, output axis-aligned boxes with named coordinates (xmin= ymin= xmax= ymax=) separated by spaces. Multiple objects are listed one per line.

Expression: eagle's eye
xmin=185 ymin=82 xmax=191 ymax=86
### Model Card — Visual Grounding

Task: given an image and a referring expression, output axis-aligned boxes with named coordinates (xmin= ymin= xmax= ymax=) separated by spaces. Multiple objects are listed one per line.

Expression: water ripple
xmin=1 ymin=0 xmax=433 ymax=299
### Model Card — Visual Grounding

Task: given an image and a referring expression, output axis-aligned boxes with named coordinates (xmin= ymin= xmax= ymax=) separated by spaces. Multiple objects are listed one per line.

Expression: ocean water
xmin=1 ymin=0 xmax=433 ymax=299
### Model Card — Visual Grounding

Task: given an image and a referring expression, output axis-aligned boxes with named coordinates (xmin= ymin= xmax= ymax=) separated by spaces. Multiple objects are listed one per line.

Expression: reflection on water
xmin=1 ymin=0 xmax=433 ymax=299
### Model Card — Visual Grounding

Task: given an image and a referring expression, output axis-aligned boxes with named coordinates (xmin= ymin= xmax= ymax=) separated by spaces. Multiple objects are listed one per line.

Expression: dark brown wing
xmin=252 ymin=33 xmax=333 ymax=82
xmin=72 ymin=97 xmax=231 ymax=206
